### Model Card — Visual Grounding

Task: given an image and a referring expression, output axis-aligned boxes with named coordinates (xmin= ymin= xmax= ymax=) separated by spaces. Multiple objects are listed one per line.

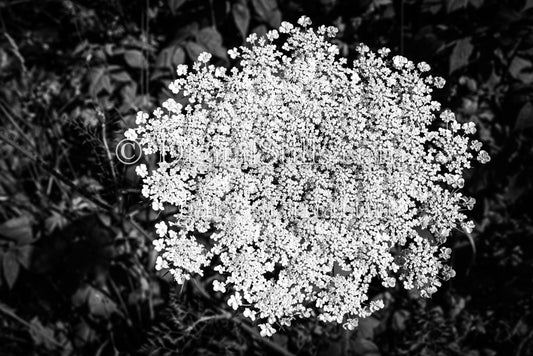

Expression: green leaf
xmin=449 ymin=38 xmax=473 ymax=74
xmin=3 ymin=250 xmax=20 ymax=289
xmin=168 ymin=0 xmax=187 ymax=14
xmin=266 ymin=9 xmax=282 ymax=28
xmin=509 ymin=56 xmax=533 ymax=83
xmin=196 ymin=27 xmax=227 ymax=59
xmin=88 ymin=287 xmax=118 ymax=318
xmin=88 ymin=67 xmax=113 ymax=97
xmin=157 ymin=45 xmax=186 ymax=71
xmin=446 ymin=0 xmax=468 ymax=13
xmin=124 ymin=50 xmax=147 ymax=69
xmin=232 ymin=3 xmax=251 ymax=38
xmin=185 ymin=41 xmax=207 ymax=61
xmin=251 ymin=0 xmax=278 ymax=25
xmin=15 ymin=245 xmax=33 ymax=269
xmin=515 ymin=102 xmax=533 ymax=131
xmin=172 ymin=46 xmax=186 ymax=66
xmin=97 ymin=213 xmax=111 ymax=227
xmin=0 ymin=215 xmax=33 ymax=244
xmin=110 ymin=70 xmax=132 ymax=83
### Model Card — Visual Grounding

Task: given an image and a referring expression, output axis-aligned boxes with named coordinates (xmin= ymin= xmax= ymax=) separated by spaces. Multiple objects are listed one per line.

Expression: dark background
xmin=1 ymin=0 xmax=533 ymax=355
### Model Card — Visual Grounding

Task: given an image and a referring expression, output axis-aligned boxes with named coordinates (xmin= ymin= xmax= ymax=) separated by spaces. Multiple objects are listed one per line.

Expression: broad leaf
xmin=0 ymin=215 xmax=33 ymax=244
xmin=15 ymin=245 xmax=33 ymax=269
xmin=88 ymin=287 xmax=118 ymax=318
xmin=3 ymin=250 xmax=20 ymax=289
xmin=124 ymin=50 xmax=147 ymax=69
xmin=509 ymin=56 xmax=533 ymax=83
xmin=185 ymin=41 xmax=207 ymax=61
xmin=111 ymin=70 xmax=132 ymax=83
xmin=172 ymin=46 xmax=186 ymax=66
xmin=88 ymin=67 xmax=112 ymax=97
xmin=196 ymin=27 xmax=227 ymax=59
xmin=266 ymin=9 xmax=282 ymax=28
xmin=232 ymin=3 xmax=251 ymax=38
xmin=156 ymin=45 xmax=185 ymax=72
xmin=251 ymin=0 xmax=278 ymax=24
xmin=449 ymin=38 xmax=473 ymax=74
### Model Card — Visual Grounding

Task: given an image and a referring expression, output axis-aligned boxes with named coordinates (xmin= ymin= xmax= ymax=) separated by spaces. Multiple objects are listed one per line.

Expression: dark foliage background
xmin=0 ymin=0 xmax=532 ymax=355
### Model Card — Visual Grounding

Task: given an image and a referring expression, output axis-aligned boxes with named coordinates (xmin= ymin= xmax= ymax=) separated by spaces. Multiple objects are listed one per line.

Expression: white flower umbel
xmin=128 ymin=17 xmax=489 ymax=335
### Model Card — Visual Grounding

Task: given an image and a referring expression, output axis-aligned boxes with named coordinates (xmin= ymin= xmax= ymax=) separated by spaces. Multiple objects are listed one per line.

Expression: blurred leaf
xmin=174 ymin=22 xmax=199 ymax=43
xmin=88 ymin=67 xmax=113 ymax=97
xmin=252 ymin=24 xmax=268 ymax=38
xmin=0 ymin=215 xmax=33 ymax=244
xmin=15 ymin=245 xmax=33 ymax=269
xmin=450 ymin=296 xmax=466 ymax=319
xmin=74 ymin=321 xmax=96 ymax=347
xmin=446 ymin=0 xmax=468 ymax=13
xmin=251 ymin=0 xmax=279 ymax=27
xmin=3 ymin=250 xmax=20 ymax=289
xmin=515 ymin=102 xmax=533 ymax=130
xmin=168 ymin=0 xmax=187 ymax=14
xmin=523 ymin=0 xmax=533 ymax=11
xmin=97 ymin=213 xmax=111 ymax=227
xmin=45 ymin=211 xmax=68 ymax=235
xmin=156 ymin=45 xmax=185 ymax=71
xmin=124 ymin=50 xmax=147 ymax=69
xmin=353 ymin=338 xmax=380 ymax=356
xmin=266 ymin=9 xmax=282 ymax=28
xmin=272 ymin=333 xmax=288 ymax=349
xmin=358 ymin=316 xmax=380 ymax=339
xmin=196 ymin=27 xmax=227 ymax=59
xmin=172 ymin=46 xmax=186 ymax=66
xmin=185 ymin=41 xmax=207 ymax=61
xmin=469 ymin=0 xmax=484 ymax=8
xmin=88 ymin=287 xmax=118 ymax=318
xmin=509 ymin=56 xmax=533 ymax=83
xmin=392 ymin=309 xmax=410 ymax=331
xmin=72 ymin=285 xmax=91 ymax=308
xmin=232 ymin=3 xmax=251 ymax=38
xmin=110 ymin=70 xmax=132 ymax=83
xmin=29 ymin=317 xmax=57 ymax=350
xmin=450 ymin=38 xmax=473 ymax=74
xmin=373 ymin=0 xmax=392 ymax=6
xmin=421 ymin=0 xmax=442 ymax=14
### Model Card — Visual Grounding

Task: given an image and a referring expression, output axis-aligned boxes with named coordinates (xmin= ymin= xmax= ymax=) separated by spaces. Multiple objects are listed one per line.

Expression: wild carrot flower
xmin=127 ymin=16 xmax=489 ymax=336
